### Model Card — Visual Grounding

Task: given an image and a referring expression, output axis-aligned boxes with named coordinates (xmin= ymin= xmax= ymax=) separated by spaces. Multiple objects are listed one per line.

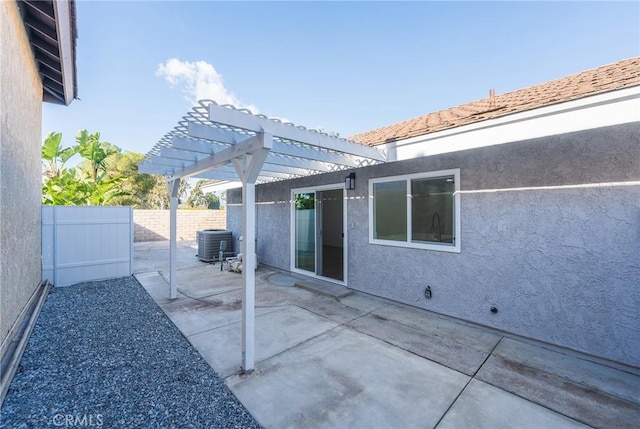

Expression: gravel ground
xmin=0 ymin=277 xmax=261 ymax=429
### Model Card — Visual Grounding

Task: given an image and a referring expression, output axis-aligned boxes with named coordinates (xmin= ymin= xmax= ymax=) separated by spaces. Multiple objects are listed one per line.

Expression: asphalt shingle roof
xmin=349 ymin=57 xmax=640 ymax=146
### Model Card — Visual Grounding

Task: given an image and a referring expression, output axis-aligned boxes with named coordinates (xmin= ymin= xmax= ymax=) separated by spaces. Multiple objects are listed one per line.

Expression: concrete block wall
xmin=134 ymin=210 xmax=226 ymax=242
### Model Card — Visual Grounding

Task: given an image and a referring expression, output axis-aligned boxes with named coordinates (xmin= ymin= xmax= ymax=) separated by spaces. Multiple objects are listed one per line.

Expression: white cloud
xmin=156 ymin=58 xmax=259 ymax=113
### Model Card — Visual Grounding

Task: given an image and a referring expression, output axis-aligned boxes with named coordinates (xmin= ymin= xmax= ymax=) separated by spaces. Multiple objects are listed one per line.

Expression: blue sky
xmin=43 ymin=1 xmax=640 ymax=157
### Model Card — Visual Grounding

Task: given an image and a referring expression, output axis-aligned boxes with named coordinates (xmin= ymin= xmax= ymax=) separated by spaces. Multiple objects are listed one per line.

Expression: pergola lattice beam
xmin=172 ymin=133 xmax=231 ymax=154
xmin=165 ymin=135 xmax=334 ymax=173
xmin=209 ymin=103 xmax=387 ymax=162
xmin=169 ymin=133 xmax=272 ymax=180
xmin=188 ymin=121 xmax=361 ymax=168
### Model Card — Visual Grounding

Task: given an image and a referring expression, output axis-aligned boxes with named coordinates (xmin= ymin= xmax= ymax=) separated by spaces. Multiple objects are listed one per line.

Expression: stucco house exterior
xmin=0 ymin=0 xmax=77 ymax=401
xmin=227 ymin=58 xmax=640 ymax=368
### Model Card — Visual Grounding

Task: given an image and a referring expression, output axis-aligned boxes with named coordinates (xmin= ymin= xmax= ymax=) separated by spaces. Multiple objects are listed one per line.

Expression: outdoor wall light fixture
xmin=345 ymin=172 xmax=356 ymax=190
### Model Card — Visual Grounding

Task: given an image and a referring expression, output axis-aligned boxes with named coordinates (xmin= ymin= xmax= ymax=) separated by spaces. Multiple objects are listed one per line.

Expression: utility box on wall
xmin=42 ymin=206 xmax=134 ymax=287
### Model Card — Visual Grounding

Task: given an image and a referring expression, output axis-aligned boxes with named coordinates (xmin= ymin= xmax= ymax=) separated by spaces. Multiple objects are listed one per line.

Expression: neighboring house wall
xmin=134 ymin=210 xmax=226 ymax=242
xmin=228 ymin=122 xmax=640 ymax=367
xmin=0 ymin=1 xmax=44 ymax=349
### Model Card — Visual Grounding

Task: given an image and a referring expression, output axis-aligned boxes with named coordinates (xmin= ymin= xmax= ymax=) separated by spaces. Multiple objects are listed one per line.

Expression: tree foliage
xmin=186 ymin=180 xmax=220 ymax=209
xmin=76 ymin=130 xmax=119 ymax=181
xmin=42 ymin=130 xmax=204 ymax=209
xmin=144 ymin=176 xmax=190 ymax=210
xmin=100 ymin=152 xmax=156 ymax=208
xmin=42 ymin=130 xmax=125 ymax=206
xmin=42 ymin=132 xmax=76 ymax=179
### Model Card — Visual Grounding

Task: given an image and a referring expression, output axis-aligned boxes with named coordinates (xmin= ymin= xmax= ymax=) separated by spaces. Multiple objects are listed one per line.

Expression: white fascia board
xmin=209 ymin=103 xmax=387 ymax=162
xmin=381 ymin=86 xmax=640 ymax=161
xmin=52 ymin=0 xmax=75 ymax=105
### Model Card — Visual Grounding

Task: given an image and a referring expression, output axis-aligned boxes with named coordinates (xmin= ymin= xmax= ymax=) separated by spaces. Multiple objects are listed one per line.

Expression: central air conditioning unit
xmin=197 ymin=229 xmax=234 ymax=262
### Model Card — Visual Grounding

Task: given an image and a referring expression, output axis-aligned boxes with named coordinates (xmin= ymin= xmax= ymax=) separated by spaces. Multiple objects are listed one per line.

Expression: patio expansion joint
xmin=177 ymin=287 xmax=243 ymax=302
xmin=433 ymin=336 xmax=596 ymax=429
xmin=468 ymin=375 xmax=599 ymax=428
xmin=287 ymin=300 xmax=387 ymax=327
xmin=219 ymin=304 xmax=390 ymax=381
xmin=186 ymin=306 xmax=285 ymax=339
xmin=473 ymin=353 xmax=632 ymax=428
xmin=133 ymin=271 xmax=166 ymax=285
xmin=345 ymin=317 xmax=479 ymax=378
xmin=472 ymin=335 xmax=505 ymax=377
xmin=221 ymin=322 xmax=347 ymax=382
xmin=432 ymin=374 xmax=475 ymax=429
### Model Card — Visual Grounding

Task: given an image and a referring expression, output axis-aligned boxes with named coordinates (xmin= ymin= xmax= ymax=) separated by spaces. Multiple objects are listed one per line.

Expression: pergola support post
xmin=232 ymin=133 xmax=271 ymax=373
xmin=241 ymin=181 xmax=256 ymax=372
xmin=168 ymin=178 xmax=181 ymax=299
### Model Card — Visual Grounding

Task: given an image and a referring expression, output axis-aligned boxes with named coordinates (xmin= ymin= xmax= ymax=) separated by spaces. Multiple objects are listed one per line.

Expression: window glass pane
xmin=295 ymin=193 xmax=315 ymax=272
xmin=373 ymin=181 xmax=407 ymax=241
xmin=411 ymin=176 xmax=455 ymax=244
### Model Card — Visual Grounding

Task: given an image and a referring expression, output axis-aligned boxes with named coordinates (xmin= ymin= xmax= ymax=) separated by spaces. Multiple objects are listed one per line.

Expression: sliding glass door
xmin=293 ymin=187 xmax=344 ymax=282
xmin=294 ymin=192 xmax=316 ymax=273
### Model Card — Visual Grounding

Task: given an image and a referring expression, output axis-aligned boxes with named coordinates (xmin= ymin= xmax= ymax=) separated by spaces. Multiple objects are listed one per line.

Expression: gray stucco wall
xmin=227 ymin=122 xmax=640 ymax=367
xmin=0 ymin=2 xmax=44 ymax=347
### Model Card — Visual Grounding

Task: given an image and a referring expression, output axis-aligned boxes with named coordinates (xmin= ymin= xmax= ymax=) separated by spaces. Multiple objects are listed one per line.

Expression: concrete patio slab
xmin=190 ymin=306 xmax=339 ymax=378
xmin=134 ymin=240 xmax=200 ymax=273
xmin=133 ymin=242 xmax=640 ymax=428
xmin=337 ymin=291 xmax=391 ymax=314
xmin=476 ymin=338 xmax=640 ymax=428
xmin=139 ymin=281 xmax=190 ymax=306
xmin=437 ymin=379 xmax=590 ymax=429
xmin=159 ymin=290 xmax=275 ymax=337
xmin=348 ymin=304 xmax=502 ymax=375
xmin=226 ymin=326 xmax=470 ymax=429
xmin=133 ymin=270 xmax=167 ymax=285
xmin=288 ymin=293 xmax=367 ymax=324
xmin=265 ymin=272 xmax=298 ymax=287
xmin=161 ymin=264 xmax=244 ymax=299
xmin=134 ymin=271 xmax=190 ymax=306
xmin=294 ymin=277 xmax=353 ymax=299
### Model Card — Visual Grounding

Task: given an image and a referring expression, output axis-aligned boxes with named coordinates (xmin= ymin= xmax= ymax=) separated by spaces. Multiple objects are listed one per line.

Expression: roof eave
xmin=52 ymin=0 xmax=76 ymax=105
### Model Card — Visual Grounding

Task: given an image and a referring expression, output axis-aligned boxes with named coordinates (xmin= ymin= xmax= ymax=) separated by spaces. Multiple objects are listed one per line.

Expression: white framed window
xmin=368 ymin=168 xmax=461 ymax=253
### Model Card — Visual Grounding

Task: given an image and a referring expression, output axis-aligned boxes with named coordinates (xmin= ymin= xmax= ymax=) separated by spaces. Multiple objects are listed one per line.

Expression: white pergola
xmin=139 ymin=100 xmax=387 ymax=372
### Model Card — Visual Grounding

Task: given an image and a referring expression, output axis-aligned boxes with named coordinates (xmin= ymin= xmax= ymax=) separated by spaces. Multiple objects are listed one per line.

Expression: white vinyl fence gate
xmin=42 ymin=206 xmax=133 ymax=287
